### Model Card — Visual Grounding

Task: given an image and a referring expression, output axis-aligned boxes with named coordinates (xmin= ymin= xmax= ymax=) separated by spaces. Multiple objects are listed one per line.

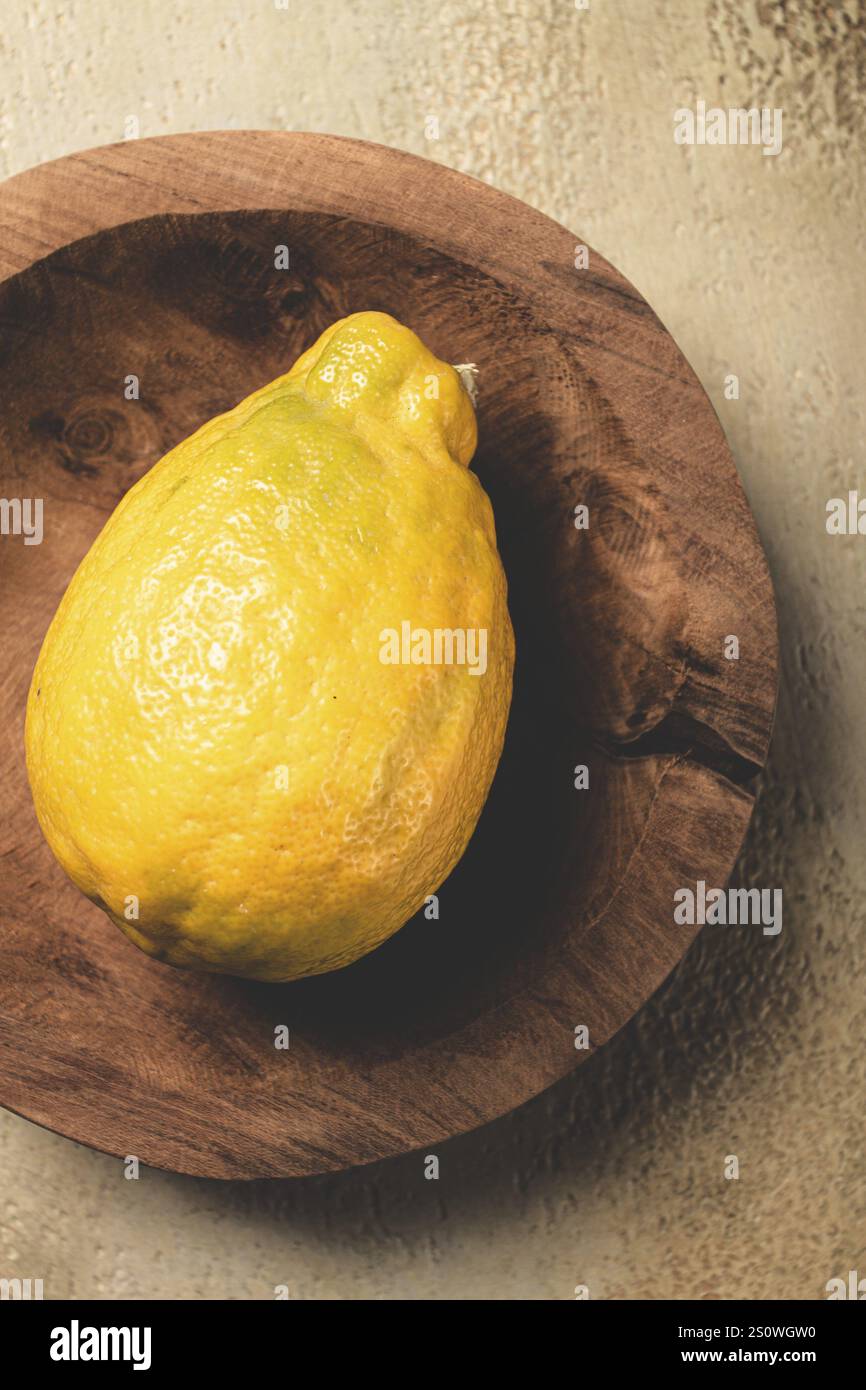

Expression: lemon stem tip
xmin=452 ymin=362 xmax=479 ymax=406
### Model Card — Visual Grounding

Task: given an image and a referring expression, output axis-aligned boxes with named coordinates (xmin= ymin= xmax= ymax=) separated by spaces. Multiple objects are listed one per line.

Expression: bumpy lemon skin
xmin=25 ymin=312 xmax=515 ymax=981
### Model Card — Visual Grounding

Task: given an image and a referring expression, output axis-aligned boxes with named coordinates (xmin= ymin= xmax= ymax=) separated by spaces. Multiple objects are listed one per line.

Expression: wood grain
xmin=0 ymin=132 xmax=778 ymax=1178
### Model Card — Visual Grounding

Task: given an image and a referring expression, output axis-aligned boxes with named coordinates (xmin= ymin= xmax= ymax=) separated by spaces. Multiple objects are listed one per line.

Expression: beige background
xmin=1 ymin=0 xmax=864 ymax=1299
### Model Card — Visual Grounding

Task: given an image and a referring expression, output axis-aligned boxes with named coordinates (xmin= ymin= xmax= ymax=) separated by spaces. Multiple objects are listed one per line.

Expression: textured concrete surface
xmin=1 ymin=0 xmax=864 ymax=1299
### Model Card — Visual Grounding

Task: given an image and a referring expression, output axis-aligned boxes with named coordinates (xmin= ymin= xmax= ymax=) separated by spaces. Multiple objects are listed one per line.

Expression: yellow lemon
xmin=26 ymin=312 xmax=515 ymax=981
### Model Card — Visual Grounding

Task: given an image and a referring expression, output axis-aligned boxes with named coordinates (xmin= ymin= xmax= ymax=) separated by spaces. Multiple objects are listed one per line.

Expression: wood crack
xmin=593 ymin=710 xmax=762 ymax=791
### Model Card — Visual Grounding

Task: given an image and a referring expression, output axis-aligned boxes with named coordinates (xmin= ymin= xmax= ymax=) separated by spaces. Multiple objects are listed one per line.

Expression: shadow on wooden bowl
xmin=0 ymin=133 xmax=777 ymax=1177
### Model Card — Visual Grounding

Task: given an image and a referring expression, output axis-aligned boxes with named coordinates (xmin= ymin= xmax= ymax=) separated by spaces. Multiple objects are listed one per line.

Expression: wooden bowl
xmin=0 ymin=133 xmax=777 ymax=1178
